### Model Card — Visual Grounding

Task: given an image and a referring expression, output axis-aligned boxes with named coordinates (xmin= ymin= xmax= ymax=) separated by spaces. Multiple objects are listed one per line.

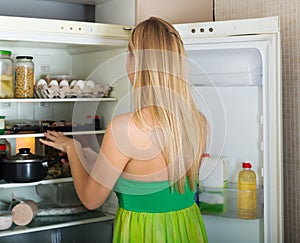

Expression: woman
xmin=40 ymin=17 xmax=208 ymax=243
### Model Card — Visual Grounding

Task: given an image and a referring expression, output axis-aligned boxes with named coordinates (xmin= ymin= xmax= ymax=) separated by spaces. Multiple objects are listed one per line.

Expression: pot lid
xmin=2 ymin=148 xmax=46 ymax=163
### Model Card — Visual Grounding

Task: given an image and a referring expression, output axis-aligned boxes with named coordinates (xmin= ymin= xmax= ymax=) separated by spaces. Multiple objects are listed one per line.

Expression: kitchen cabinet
xmin=95 ymin=0 xmax=213 ymax=26
xmin=0 ymin=15 xmax=131 ymax=240
xmin=0 ymin=0 xmax=95 ymax=22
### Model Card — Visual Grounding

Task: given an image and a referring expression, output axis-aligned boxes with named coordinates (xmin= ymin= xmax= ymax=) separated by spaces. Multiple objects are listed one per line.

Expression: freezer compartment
xmin=187 ymin=48 xmax=262 ymax=86
xmin=198 ymin=183 xmax=263 ymax=219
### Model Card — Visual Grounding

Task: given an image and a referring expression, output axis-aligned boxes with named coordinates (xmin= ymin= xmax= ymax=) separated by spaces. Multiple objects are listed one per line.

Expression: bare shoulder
xmin=104 ymin=112 xmax=140 ymax=145
xmin=102 ymin=112 xmax=143 ymax=158
xmin=107 ymin=112 xmax=135 ymax=132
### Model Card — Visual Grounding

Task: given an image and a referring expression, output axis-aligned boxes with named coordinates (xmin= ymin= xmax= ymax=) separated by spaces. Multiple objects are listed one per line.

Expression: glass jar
xmin=0 ymin=50 xmax=14 ymax=98
xmin=15 ymin=56 xmax=35 ymax=98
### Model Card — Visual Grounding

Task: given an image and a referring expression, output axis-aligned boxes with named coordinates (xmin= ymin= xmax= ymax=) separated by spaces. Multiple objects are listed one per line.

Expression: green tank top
xmin=113 ymin=177 xmax=196 ymax=213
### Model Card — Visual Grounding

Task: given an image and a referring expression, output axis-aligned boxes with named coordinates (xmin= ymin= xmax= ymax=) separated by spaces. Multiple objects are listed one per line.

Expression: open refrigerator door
xmin=175 ymin=16 xmax=283 ymax=243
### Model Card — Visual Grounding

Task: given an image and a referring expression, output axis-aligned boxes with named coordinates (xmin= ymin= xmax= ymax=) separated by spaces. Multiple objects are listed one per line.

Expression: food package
xmin=12 ymin=200 xmax=38 ymax=226
xmin=198 ymin=155 xmax=228 ymax=213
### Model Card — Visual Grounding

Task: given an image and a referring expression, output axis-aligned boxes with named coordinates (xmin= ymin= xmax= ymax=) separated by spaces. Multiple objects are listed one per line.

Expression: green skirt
xmin=113 ymin=203 xmax=208 ymax=243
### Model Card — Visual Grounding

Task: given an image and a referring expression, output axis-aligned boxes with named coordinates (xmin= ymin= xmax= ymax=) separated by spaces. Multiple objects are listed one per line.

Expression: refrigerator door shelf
xmin=198 ymin=183 xmax=263 ymax=220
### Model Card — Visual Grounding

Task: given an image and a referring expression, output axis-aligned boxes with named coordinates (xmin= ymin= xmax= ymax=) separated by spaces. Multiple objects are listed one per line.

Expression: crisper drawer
xmin=202 ymin=215 xmax=263 ymax=243
xmin=0 ymin=218 xmax=114 ymax=243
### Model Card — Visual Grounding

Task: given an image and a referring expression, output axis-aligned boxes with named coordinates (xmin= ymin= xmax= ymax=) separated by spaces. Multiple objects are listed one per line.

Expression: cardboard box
xmin=198 ymin=155 xmax=228 ymax=213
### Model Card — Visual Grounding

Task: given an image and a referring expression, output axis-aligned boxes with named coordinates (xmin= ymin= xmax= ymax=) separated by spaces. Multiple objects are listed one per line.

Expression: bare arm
xmin=39 ymin=119 xmax=130 ymax=210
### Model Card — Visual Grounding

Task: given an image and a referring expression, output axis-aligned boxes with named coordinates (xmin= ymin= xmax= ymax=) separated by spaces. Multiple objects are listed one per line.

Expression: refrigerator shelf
xmin=0 ymin=130 xmax=106 ymax=139
xmin=0 ymin=97 xmax=118 ymax=103
xmin=0 ymin=177 xmax=73 ymax=189
xmin=198 ymin=183 xmax=263 ymax=220
xmin=0 ymin=210 xmax=115 ymax=237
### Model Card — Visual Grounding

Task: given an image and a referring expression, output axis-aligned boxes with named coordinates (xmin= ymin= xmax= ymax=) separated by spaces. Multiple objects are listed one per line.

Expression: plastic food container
xmin=0 ymin=50 xmax=14 ymax=98
xmin=36 ymin=182 xmax=81 ymax=206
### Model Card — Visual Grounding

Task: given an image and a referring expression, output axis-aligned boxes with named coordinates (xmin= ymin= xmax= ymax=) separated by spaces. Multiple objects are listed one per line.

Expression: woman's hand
xmin=39 ymin=130 xmax=74 ymax=152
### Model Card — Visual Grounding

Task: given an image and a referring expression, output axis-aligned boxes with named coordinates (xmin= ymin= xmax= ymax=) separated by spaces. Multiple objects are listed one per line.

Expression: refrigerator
xmin=0 ymin=16 xmax=282 ymax=243
xmin=175 ymin=16 xmax=283 ymax=243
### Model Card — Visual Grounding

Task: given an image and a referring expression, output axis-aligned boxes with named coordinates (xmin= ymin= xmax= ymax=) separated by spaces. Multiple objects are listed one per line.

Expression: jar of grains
xmin=15 ymin=56 xmax=35 ymax=98
xmin=0 ymin=50 xmax=14 ymax=98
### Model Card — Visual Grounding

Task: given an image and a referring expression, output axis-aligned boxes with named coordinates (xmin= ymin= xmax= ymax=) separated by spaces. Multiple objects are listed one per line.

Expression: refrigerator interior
xmin=0 ymin=41 xmax=130 ymax=213
xmin=0 ymin=43 xmax=130 ymax=149
xmin=185 ymin=40 xmax=269 ymax=243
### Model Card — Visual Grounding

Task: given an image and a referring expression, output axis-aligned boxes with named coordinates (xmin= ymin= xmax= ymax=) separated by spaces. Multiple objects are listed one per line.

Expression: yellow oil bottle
xmin=237 ymin=162 xmax=257 ymax=219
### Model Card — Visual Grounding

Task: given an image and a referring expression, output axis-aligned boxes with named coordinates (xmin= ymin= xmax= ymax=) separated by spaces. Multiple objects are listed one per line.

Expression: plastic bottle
xmin=0 ymin=116 xmax=5 ymax=135
xmin=92 ymin=115 xmax=100 ymax=130
xmin=237 ymin=162 xmax=257 ymax=219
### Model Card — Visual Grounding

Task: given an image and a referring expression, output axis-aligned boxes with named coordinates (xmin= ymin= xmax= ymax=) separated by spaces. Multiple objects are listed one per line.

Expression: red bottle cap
xmin=242 ymin=162 xmax=252 ymax=168
xmin=203 ymin=153 xmax=210 ymax=158
xmin=94 ymin=115 xmax=99 ymax=119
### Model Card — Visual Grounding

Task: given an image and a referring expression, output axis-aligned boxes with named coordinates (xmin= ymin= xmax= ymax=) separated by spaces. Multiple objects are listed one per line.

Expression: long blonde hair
xmin=128 ymin=17 xmax=207 ymax=193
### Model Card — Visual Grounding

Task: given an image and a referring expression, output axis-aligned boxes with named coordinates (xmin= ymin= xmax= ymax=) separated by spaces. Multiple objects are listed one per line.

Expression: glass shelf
xmin=0 ymin=130 xmax=106 ymax=139
xmin=0 ymin=210 xmax=115 ymax=237
xmin=0 ymin=97 xmax=117 ymax=103
xmin=0 ymin=177 xmax=73 ymax=189
xmin=197 ymin=183 xmax=264 ymax=220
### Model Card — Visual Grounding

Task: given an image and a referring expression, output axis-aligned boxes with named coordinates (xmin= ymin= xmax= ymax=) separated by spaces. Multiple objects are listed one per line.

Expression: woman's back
xmin=116 ymin=109 xmax=168 ymax=181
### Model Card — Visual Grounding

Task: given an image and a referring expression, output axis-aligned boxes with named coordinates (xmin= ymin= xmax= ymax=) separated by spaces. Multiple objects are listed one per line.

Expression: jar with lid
xmin=0 ymin=50 xmax=14 ymax=98
xmin=15 ymin=56 xmax=35 ymax=98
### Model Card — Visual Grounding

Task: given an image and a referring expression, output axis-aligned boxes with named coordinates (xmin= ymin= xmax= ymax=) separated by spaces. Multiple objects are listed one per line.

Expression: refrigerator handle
xmin=123 ymin=27 xmax=133 ymax=31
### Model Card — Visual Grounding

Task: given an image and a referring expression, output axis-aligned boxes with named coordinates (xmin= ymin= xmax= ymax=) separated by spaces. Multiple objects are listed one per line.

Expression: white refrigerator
xmin=175 ymin=17 xmax=283 ymax=243
xmin=0 ymin=16 xmax=282 ymax=243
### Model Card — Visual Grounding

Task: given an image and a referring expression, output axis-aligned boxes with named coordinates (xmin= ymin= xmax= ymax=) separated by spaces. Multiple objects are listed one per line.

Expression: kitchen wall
xmin=214 ymin=0 xmax=299 ymax=242
xmin=0 ymin=0 xmax=95 ymax=22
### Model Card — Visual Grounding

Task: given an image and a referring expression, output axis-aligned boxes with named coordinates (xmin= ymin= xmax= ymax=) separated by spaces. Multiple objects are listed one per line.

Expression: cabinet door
xmin=95 ymin=0 xmax=213 ymax=25
xmin=136 ymin=0 xmax=214 ymax=24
